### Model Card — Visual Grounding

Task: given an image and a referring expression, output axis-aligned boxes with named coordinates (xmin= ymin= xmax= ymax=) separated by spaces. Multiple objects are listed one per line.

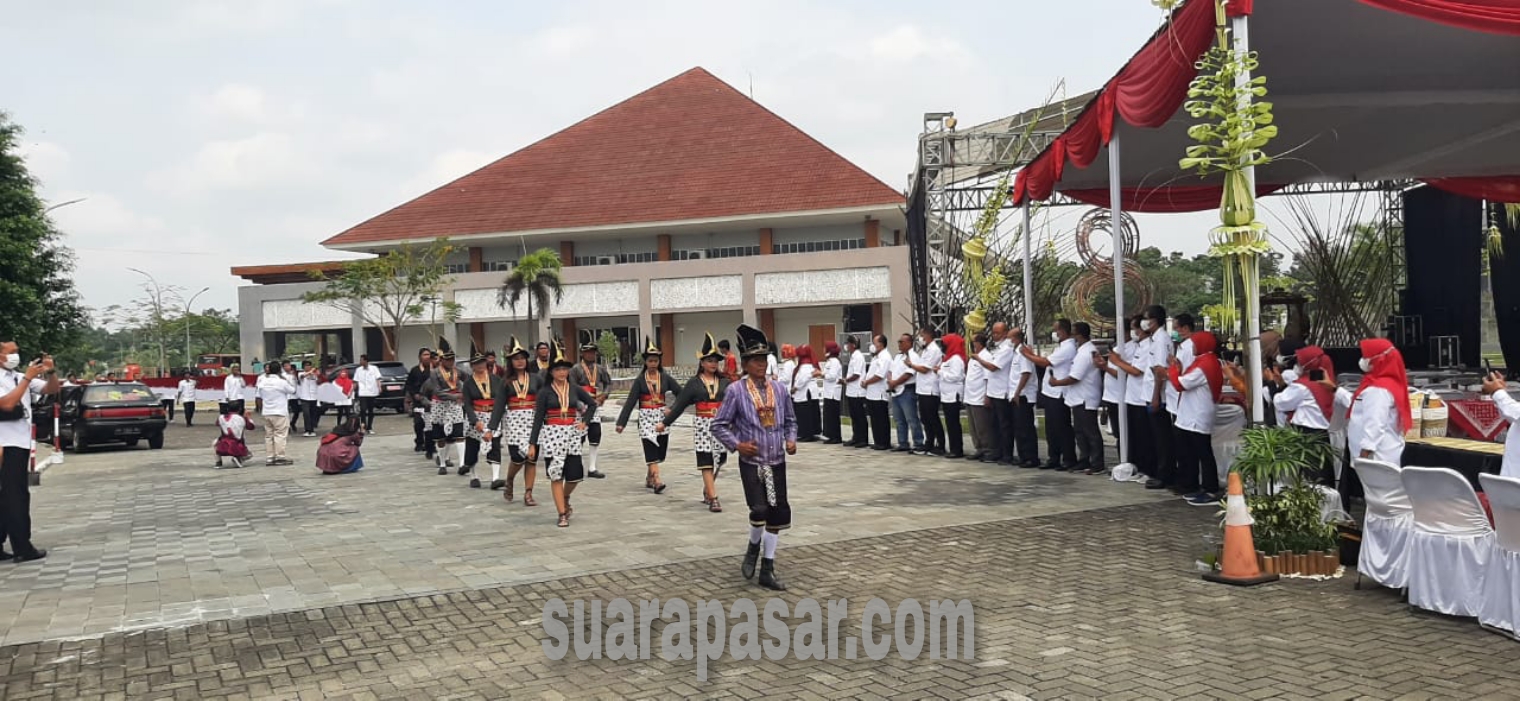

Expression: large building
xmin=234 ymin=68 xmax=909 ymax=366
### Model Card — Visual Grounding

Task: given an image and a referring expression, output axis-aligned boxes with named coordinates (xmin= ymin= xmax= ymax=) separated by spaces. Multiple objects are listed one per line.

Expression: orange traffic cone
xmin=1203 ymin=472 xmax=1279 ymax=586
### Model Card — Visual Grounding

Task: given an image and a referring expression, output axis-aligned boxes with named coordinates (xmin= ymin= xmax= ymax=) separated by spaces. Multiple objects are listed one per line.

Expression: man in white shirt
xmin=353 ymin=354 xmax=382 ymax=433
xmin=1104 ymin=315 xmax=1154 ymax=474
xmin=820 ymin=342 xmax=845 ymax=444
xmin=1050 ymin=323 xmax=1104 ymax=474
xmin=887 ymin=334 xmax=924 ymax=452
xmin=223 ymin=365 xmax=246 ymax=414
xmin=843 ymin=336 xmax=869 ymax=447
xmin=0 ymin=344 xmax=57 ymax=563
xmin=1022 ymin=319 xmax=1078 ymax=470
xmin=297 ymin=361 xmax=322 ymax=437
xmin=256 ymin=366 xmax=296 ymax=465
xmin=908 ymin=328 xmax=945 ymax=455
xmin=861 ymin=334 xmax=893 ymax=450
xmin=1167 ymin=314 xmax=1197 ymax=487
xmin=1009 ymin=328 xmax=1041 ymax=467
xmin=975 ymin=322 xmax=1015 ymax=465
xmin=1140 ymin=306 xmax=1177 ymax=490
xmin=177 ymin=372 xmax=199 ymax=427
xmin=1480 ymin=371 xmax=1520 ymax=478
xmin=963 ymin=333 xmax=992 ymax=461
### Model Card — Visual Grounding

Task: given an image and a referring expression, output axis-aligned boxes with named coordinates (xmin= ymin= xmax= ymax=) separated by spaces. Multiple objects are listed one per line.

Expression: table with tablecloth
xmin=1402 ymin=436 xmax=1506 ymax=491
xmin=1444 ymin=398 xmax=1512 ymax=441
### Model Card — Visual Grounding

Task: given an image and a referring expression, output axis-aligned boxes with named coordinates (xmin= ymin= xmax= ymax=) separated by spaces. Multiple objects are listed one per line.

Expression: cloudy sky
xmin=5 ymin=0 xmax=1227 ymax=320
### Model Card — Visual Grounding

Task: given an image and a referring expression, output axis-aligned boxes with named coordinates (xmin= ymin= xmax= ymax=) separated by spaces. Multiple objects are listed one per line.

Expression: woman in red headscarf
xmin=1339 ymin=338 xmax=1410 ymax=465
xmin=1269 ymin=345 xmax=1339 ymax=484
xmin=937 ymin=334 xmax=968 ymax=458
xmin=819 ymin=341 xmax=845 ymax=444
xmin=791 ymin=345 xmax=821 ymax=442
xmin=1167 ymin=331 xmax=1224 ymax=504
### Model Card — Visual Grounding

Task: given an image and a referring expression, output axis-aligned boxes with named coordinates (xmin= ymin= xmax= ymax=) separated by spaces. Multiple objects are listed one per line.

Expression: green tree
xmin=302 ymin=239 xmax=461 ymax=360
xmin=596 ymin=331 xmax=620 ymax=368
xmin=496 ymin=248 xmax=565 ymax=347
xmin=0 ymin=114 xmax=86 ymax=359
xmin=103 ymin=269 xmax=182 ymax=374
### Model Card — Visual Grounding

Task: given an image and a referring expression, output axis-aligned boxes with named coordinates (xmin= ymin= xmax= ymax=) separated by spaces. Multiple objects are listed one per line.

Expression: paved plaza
xmin=1 ymin=413 xmax=1517 ymax=699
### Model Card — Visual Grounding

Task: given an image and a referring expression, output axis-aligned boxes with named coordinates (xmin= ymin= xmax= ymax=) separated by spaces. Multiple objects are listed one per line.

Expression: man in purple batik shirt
xmin=711 ymin=324 xmax=798 ymax=591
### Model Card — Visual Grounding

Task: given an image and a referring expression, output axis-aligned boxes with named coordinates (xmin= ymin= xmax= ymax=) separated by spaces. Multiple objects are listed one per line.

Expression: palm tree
xmin=497 ymin=248 xmax=565 ymax=346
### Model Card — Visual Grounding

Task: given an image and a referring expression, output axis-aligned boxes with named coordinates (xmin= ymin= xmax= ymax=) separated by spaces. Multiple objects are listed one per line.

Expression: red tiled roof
xmin=322 ymin=67 xmax=903 ymax=248
xmin=231 ymin=260 xmax=354 ymax=285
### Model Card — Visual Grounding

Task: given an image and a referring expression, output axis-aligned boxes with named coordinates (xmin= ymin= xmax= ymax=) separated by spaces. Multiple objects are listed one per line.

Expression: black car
xmin=36 ymin=382 xmax=168 ymax=452
xmin=333 ymin=361 xmax=411 ymax=412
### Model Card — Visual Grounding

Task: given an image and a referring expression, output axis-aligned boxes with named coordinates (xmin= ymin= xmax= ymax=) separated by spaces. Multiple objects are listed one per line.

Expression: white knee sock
xmin=762 ymin=531 xmax=779 ymax=559
xmin=453 ymin=442 xmax=465 ymax=468
xmin=749 ymin=525 xmax=764 ymax=545
xmin=490 ymin=462 xmax=501 ymax=481
xmin=587 ymin=444 xmax=600 ymax=472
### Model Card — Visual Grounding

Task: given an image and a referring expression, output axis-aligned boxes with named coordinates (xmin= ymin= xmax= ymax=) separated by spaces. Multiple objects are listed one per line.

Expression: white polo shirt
xmin=1172 ymin=362 xmax=1218 ymax=434
xmin=913 ymin=343 xmax=942 ymax=396
xmin=1013 ymin=348 xmax=1039 ymax=403
xmin=889 ymin=354 xmax=913 ymax=398
xmin=224 ymin=374 xmax=246 ymax=402
xmin=821 ymin=357 xmax=843 ymax=401
xmin=1142 ymin=331 xmax=1174 ymax=406
xmin=1040 ymin=338 xmax=1078 ymax=401
xmin=1166 ymin=337 xmax=1195 ymax=415
xmin=353 ymin=364 xmax=383 ymax=398
xmin=257 ymin=374 xmax=295 ymax=416
xmin=864 ymin=349 xmax=892 ymax=402
xmin=0 ymin=370 xmax=47 ymax=449
xmin=985 ymin=340 xmax=1015 ymax=400
xmin=1064 ymin=341 xmax=1103 ymax=410
xmin=938 ymin=354 xmax=965 ymax=404
xmin=844 ymin=351 xmax=867 ymax=399
xmin=964 ymin=351 xmax=988 ymax=406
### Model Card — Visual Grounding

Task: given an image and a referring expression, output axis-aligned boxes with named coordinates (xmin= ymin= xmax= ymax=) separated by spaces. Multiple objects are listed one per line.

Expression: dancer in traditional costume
xmin=529 ymin=341 xmax=598 ymax=527
xmin=501 ymin=336 xmax=541 ymax=504
xmin=461 ymin=344 xmax=507 ymax=489
xmin=711 ymin=324 xmax=798 ymax=591
xmin=569 ymin=330 xmax=612 ymax=479
xmin=422 ymin=338 xmax=467 ymax=474
xmin=616 ymin=337 xmax=679 ymax=494
xmin=659 ymin=333 xmax=731 ymax=512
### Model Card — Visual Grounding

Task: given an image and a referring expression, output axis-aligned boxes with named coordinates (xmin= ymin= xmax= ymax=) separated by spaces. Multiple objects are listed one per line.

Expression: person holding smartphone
xmin=0 ymin=344 xmax=58 ymax=563
xmin=1269 ymin=346 xmax=1340 ymax=485
xmin=1479 ymin=370 xmax=1520 ymax=478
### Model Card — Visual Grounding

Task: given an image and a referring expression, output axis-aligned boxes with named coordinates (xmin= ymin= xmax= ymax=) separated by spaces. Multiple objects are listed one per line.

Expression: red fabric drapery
xmin=1424 ymin=176 xmax=1520 ymax=203
xmin=1358 ymin=0 xmax=1520 ymax=36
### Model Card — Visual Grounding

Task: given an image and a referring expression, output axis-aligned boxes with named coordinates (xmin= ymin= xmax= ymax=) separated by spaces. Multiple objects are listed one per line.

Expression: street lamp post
xmin=184 ymin=287 xmax=210 ymax=375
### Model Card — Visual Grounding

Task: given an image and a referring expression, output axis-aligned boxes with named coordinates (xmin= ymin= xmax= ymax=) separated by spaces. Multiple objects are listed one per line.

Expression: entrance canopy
xmin=1011 ymin=0 xmax=1520 ymax=211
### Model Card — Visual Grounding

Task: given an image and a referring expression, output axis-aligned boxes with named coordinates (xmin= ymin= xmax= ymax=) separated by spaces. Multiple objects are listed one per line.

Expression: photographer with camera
xmin=0 ymin=341 xmax=59 ymax=563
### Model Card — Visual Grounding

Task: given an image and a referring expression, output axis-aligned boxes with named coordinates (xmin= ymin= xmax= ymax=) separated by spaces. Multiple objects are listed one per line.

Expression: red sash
xmin=508 ymin=395 xmax=536 ymax=410
xmin=695 ymin=401 xmax=721 ymax=418
xmin=471 ymin=399 xmax=493 ymax=412
xmin=640 ymin=393 xmax=664 ymax=409
xmin=547 ymin=417 xmax=577 ymax=426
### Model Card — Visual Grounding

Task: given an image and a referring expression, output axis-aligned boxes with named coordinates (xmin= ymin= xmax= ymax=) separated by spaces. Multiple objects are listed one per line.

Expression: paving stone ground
xmin=3 ymin=413 xmax=1517 ymax=699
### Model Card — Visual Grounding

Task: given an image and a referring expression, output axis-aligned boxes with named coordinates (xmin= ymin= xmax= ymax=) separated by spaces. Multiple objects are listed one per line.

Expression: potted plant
xmin=1226 ymin=426 xmax=1340 ymax=575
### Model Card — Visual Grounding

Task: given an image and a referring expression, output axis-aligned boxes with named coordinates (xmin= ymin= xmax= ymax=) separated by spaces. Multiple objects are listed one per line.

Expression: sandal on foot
xmin=557 ymin=512 xmax=569 ymax=528
xmin=653 ymin=482 xmax=667 ymax=495
xmin=503 ymin=480 xmax=514 ymax=502
xmin=709 ymin=497 xmax=722 ymax=513
xmin=524 ymin=489 xmax=537 ymax=507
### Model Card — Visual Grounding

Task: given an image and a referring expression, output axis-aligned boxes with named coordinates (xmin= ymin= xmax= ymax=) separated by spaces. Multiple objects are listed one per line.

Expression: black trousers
xmin=917 ymin=395 xmax=944 ymax=452
xmin=1042 ymin=395 xmax=1077 ymax=467
xmin=332 ymin=405 xmax=351 ymax=428
xmin=642 ymin=434 xmax=670 ymax=464
xmin=1150 ymin=409 xmax=1177 ymax=484
xmin=302 ymin=400 xmax=322 ymax=434
xmin=990 ymin=397 xmax=1014 ymax=462
xmin=867 ymin=399 xmax=891 ymax=448
xmin=465 ymin=435 xmax=502 ymax=467
xmin=1174 ymin=427 xmax=1219 ymax=494
xmin=358 ymin=397 xmax=376 ymax=430
xmin=0 ymin=446 xmax=39 ymax=557
xmin=163 ymin=399 xmax=175 ymax=421
xmin=940 ymin=400 xmax=964 ymax=456
xmin=1072 ymin=405 xmax=1103 ymax=470
xmin=183 ymin=401 xmax=196 ymax=427
xmin=1013 ymin=396 xmax=1040 ymax=464
xmin=739 ymin=460 xmax=790 ymax=532
xmin=1102 ymin=400 xmax=1120 ymax=437
xmin=412 ymin=410 xmax=428 ymax=450
xmin=822 ymin=398 xmax=842 ymax=442
xmin=846 ymin=396 xmax=868 ymax=445
xmin=1125 ymin=404 xmax=1155 ymax=472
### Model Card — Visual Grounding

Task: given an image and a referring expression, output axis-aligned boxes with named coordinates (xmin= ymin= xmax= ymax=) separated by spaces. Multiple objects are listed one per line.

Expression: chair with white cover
xmin=1210 ymin=404 xmax=1246 ymax=486
xmin=1351 ymin=459 xmax=1412 ymax=590
xmin=1478 ymin=473 xmax=1520 ymax=637
xmin=1401 ymin=466 xmax=1495 ymax=617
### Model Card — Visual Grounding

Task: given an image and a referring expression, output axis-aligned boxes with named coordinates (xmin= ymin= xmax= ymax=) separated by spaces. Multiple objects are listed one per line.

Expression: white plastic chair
xmin=1401 ymin=467 xmax=1495 ymax=617
xmin=1351 ymin=459 xmax=1412 ymax=590
xmin=1478 ymin=474 xmax=1520 ymax=638
xmin=1210 ymin=404 xmax=1246 ymax=486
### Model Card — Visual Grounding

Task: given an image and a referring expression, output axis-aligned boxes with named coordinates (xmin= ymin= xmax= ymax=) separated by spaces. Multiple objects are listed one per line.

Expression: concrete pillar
xmin=637 ymin=278 xmax=655 ymax=352
xmin=741 ymin=272 xmax=758 ymax=327
xmin=864 ymin=218 xmax=880 ymax=248
xmin=871 ymin=303 xmax=884 ymax=338
xmin=759 ymin=308 xmax=776 ymax=340
xmin=659 ymin=314 xmax=676 ymax=358
xmin=468 ymin=246 xmax=484 ymax=272
xmin=560 ymin=318 xmax=577 ymax=347
xmin=560 ymin=241 xmax=575 ymax=266
xmin=657 ymin=234 xmax=672 ymax=262
xmin=350 ymin=309 xmax=366 ymax=363
xmin=759 ymin=228 xmax=773 ymax=255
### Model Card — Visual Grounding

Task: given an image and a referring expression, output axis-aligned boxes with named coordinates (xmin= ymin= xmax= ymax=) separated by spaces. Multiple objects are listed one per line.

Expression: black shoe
xmin=414 ymin=446 xmax=426 ymax=453
xmin=438 ymin=466 xmax=448 ymax=475
xmin=587 ymin=470 xmax=606 ymax=479
xmin=945 ymin=453 xmax=965 ymax=459
xmin=0 ymin=550 xmax=11 ymax=560
xmin=1055 ymin=464 xmax=1073 ymax=472
xmin=997 ymin=460 xmax=1015 ymax=467
xmin=1021 ymin=460 xmax=1041 ymax=469
xmin=13 ymin=549 xmax=46 ymax=564
xmin=457 ymin=465 xmax=471 ymax=476
xmin=871 ymin=445 xmax=889 ymax=451
xmin=822 ymin=439 xmax=842 ymax=445
xmin=758 ymin=558 xmax=787 ymax=591
xmin=1144 ymin=479 xmax=1168 ymax=490
xmin=929 ymin=447 xmax=946 ymax=456
xmin=490 ymin=479 xmax=506 ymax=490
xmin=891 ymin=446 xmax=910 ymax=452
xmin=742 ymin=541 xmax=762 ymax=580
xmin=469 ymin=478 xmax=481 ymax=488
xmin=1040 ymin=461 xmax=1060 ymax=470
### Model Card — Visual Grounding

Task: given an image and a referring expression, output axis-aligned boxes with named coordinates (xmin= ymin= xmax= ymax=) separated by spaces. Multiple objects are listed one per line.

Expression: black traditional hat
xmin=579 ymin=329 xmax=598 ymax=352
xmin=642 ymin=336 xmax=662 ymax=358
xmin=550 ymin=338 xmax=574 ymax=369
xmin=697 ymin=332 xmax=722 ymax=361
xmin=468 ymin=341 xmax=489 ymax=365
xmin=736 ymin=324 xmax=771 ymax=360
xmin=505 ymin=335 xmax=529 ymax=359
xmin=437 ymin=337 xmax=455 ymax=360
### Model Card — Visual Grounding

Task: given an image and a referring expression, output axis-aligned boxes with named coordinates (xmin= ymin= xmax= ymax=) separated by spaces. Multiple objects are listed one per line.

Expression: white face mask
xmin=2 ymin=353 xmax=18 ymax=371
xmin=1050 ymin=331 xmax=1060 ymax=342
xmin=1141 ymin=319 xmax=1156 ymax=332
xmin=1358 ymin=357 xmax=1372 ymax=373
xmin=1129 ymin=330 xmax=1139 ymax=342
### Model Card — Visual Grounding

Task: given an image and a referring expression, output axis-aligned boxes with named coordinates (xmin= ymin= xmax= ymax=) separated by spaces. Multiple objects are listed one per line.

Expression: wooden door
xmin=808 ymin=324 xmax=836 ymax=352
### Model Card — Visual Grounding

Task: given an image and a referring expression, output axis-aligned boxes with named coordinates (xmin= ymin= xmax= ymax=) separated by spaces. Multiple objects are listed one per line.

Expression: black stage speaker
xmin=1402 ymin=186 xmax=1483 ymax=369
xmin=1490 ymin=204 xmax=1520 ymax=375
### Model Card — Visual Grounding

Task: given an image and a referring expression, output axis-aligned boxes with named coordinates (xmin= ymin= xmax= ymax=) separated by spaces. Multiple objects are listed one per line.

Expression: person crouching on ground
xmin=316 ymin=415 xmax=365 ymax=474
xmin=214 ymin=404 xmax=252 ymax=469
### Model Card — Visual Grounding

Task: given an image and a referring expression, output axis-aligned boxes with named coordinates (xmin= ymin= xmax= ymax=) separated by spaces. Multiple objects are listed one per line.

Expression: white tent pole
xmin=1233 ymin=11 xmax=1264 ymax=424
xmin=1108 ymin=133 xmax=1128 ymax=464
xmin=1022 ymin=199 xmax=1034 ymax=332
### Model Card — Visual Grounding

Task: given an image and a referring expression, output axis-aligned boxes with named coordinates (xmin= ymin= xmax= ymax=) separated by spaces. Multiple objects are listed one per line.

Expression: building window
xmin=444 ymin=263 xmax=469 ymax=274
xmin=771 ymin=239 xmax=866 ymax=255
